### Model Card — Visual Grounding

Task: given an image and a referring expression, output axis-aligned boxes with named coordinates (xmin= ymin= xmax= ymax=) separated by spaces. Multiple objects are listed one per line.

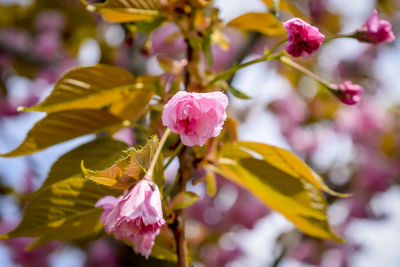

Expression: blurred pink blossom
xmin=34 ymin=32 xmax=61 ymax=61
xmin=84 ymin=239 xmax=120 ymax=267
xmin=162 ymin=91 xmax=228 ymax=146
xmin=151 ymin=23 xmax=185 ymax=57
xmin=34 ymin=10 xmax=65 ymax=33
xmin=112 ymin=127 xmax=135 ymax=146
xmin=356 ymin=9 xmax=395 ymax=44
xmin=96 ymin=180 xmax=165 ymax=258
xmin=283 ymin=18 xmax=325 ymax=57
xmin=0 ymin=223 xmax=57 ymax=267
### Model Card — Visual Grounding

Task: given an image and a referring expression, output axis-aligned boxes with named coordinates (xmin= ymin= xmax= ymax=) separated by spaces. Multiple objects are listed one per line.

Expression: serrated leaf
xmin=170 ymin=191 xmax=199 ymax=210
xmin=0 ymin=109 xmax=124 ymax=157
xmin=40 ymin=138 xmax=128 ymax=190
xmin=24 ymin=65 xmax=143 ymax=114
xmin=212 ymin=142 xmax=344 ymax=242
xmin=228 ymin=86 xmax=251 ymax=99
xmin=82 ymin=135 xmax=165 ymax=190
xmin=227 ymin=12 xmax=285 ymax=36
xmin=86 ymin=0 xmax=163 ymax=23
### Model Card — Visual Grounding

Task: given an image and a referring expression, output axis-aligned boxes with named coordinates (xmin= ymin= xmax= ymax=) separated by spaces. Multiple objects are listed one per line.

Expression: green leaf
xmin=127 ymin=17 xmax=165 ymax=34
xmin=227 ymin=12 xmax=285 ymax=36
xmin=170 ymin=191 xmax=199 ymax=210
xmin=228 ymin=86 xmax=251 ymax=99
xmin=108 ymin=75 xmax=155 ymax=121
xmin=122 ymin=236 xmax=177 ymax=262
xmin=82 ymin=135 xmax=165 ymax=190
xmin=85 ymin=0 xmax=163 ymax=23
xmin=1 ymin=138 xmax=128 ymax=248
xmin=212 ymin=142 xmax=345 ymax=242
xmin=0 ymin=177 xmax=116 ymax=243
xmin=150 ymin=237 xmax=177 ymax=262
xmin=0 ymin=109 xmax=124 ymax=157
xmin=261 ymin=0 xmax=309 ymax=20
xmin=23 ymin=65 xmax=142 ymax=114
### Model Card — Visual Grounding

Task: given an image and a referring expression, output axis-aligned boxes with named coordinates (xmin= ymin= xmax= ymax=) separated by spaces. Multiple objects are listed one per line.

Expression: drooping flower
xmin=334 ymin=81 xmax=363 ymax=105
xmin=95 ymin=179 xmax=165 ymax=258
xmin=161 ymin=91 xmax=228 ymax=146
xmin=283 ymin=18 xmax=325 ymax=57
xmin=356 ymin=9 xmax=395 ymax=44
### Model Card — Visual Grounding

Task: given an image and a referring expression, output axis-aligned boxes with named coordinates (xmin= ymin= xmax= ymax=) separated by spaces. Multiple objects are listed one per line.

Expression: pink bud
xmin=283 ymin=18 xmax=325 ymax=58
xmin=356 ymin=9 xmax=395 ymax=44
xmin=162 ymin=91 xmax=228 ymax=146
xmin=95 ymin=180 xmax=165 ymax=258
xmin=335 ymin=81 xmax=363 ymax=105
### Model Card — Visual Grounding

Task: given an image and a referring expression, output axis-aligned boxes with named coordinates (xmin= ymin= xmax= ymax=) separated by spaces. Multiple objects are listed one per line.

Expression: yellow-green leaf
xmin=227 ymin=12 xmax=285 ymax=36
xmin=85 ymin=0 xmax=163 ymax=23
xmin=212 ymin=142 xmax=344 ymax=242
xmin=40 ymin=138 xmax=128 ymax=189
xmin=108 ymin=84 xmax=154 ymax=121
xmin=0 ymin=177 xmax=116 ymax=242
xmin=0 ymin=109 xmax=123 ymax=157
xmin=170 ymin=191 xmax=199 ymax=210
xmin=237 ymin=142 xmax=348 ymax=197
xmin=82 ymin=135 xmax=165 ymax=190
xmin=24 ymin=65 xmax=141 ymax=114
xmin=1 ymin=139 xmax=128 ymax=247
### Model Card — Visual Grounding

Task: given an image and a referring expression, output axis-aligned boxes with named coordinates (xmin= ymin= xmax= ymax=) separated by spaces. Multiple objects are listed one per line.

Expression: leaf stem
xmin=164 ymin=142 xmax=184 ymax=169
xmin=146 ymin=128 xmax=171 ymax=179
xmin=278 ymin=56 xmax=337 ymax=89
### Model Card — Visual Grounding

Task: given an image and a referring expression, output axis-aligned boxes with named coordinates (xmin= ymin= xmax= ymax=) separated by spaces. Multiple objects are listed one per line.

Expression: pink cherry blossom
xmin=162 ymin=91 xmax=228 ymax=146
xmin=335 ymin=81 xmax=363 ymax=105
xmin=283 ymin=18 xmax=325 ymax=57
xmin=356 ymin=9 xmax=395 ymax=44
xmin=95 ymin=179 xmax=165 ymax=258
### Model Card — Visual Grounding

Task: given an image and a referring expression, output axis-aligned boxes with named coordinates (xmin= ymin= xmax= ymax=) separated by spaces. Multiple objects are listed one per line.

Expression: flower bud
xmin=355 ymin=9 xmax=395 ymax=44
xmin=283 ymin=18 xmax=325 ymax=58
xmin=335 ymin=81 xmax=363 ymax=105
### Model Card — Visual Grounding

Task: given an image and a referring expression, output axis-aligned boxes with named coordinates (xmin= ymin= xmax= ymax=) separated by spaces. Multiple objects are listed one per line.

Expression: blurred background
xmin=0 ymin=0 xmax=399 ymax=266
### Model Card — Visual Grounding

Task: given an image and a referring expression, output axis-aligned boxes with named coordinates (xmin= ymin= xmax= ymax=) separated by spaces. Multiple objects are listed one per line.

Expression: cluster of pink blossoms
xmin=95 ymin=179 xmax=165 ymax=258
xmin=95 ymin=8 xmax=395 ymax=260
xmin=283 ymin=9 xmax=394 ymax=105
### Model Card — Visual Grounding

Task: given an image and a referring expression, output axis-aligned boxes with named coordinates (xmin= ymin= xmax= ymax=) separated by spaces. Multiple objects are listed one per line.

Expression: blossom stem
xmin=324 ymin=33 xmax=356 ymax=43
xmin=278 ymin=56 xmax=337 ymax=89
xmin=208 ymin=40 xmax=287 ymax=87
xmin=146 ymin=128 xmax=171 ymax=179
xmin=174 ymin=147 xmax=191 ymax=267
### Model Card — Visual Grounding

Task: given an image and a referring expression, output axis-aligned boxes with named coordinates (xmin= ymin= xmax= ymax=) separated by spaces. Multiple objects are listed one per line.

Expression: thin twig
xmin=146 ymin=128 xmax=171 ymax=179
xmin=279 ymin=56 xmax=336 ymax=89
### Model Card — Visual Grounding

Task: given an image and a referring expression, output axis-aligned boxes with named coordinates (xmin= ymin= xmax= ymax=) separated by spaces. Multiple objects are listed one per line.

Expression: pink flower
xmin=95 ymin=179 xmax=165 ymax=258
xmin=162 ymin=91 xmax=228 ymax=146
xmin=335 ymin=81 xmax=363 ymax=105
xmin=283 ymin=18 xmax=325 ymax=57
xmin=356 ymin=9 xmax=395 ymax=44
